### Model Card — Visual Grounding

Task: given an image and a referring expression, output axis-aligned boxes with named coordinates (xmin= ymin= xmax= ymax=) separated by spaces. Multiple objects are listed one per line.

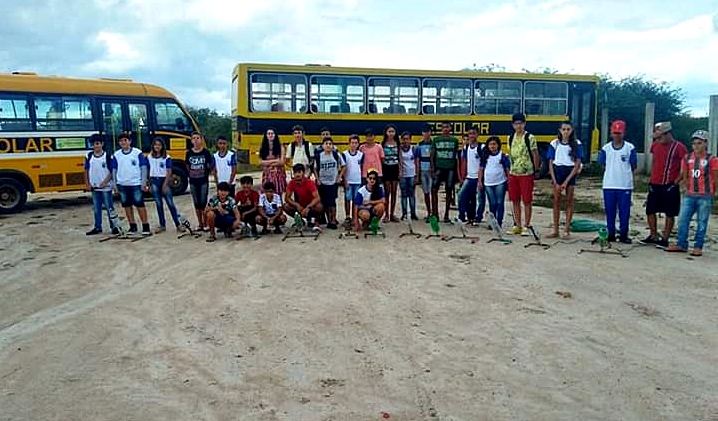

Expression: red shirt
xmin=234 ymin=189 xmax=259 ymax=209
xmin=682 ymin=152 xmax=718 ymax=196
xmin=649 ymin=140 xmax=687 ymax=185
xmin=286 ymin=177 xmax=317 ymax=207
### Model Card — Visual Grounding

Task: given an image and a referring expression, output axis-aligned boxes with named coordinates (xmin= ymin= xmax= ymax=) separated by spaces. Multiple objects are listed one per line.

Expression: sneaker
xmin=507 ymin=226 xmax=522 ymax=235
xmin=400 ymin=213 xmax=407 ymax=221
xmin=607 ymin=233 xmax=616 ymax=243
xmin=410 ymin=214 xmax=419 ymax=221
xmin=619 ymin=236 xmax=633 ymax=244
xmin=128 ymin=223 xmax=138 ymax=233
xmin=86 ymin=228 xmax=102 ymax=236
xmin=176 ymin=226 xmax=186 ymax=233
xmin=141 ymin=227 xmax=151 ymax=236
xmin=424 ymin=216 xmax=431 ymax=223
xmin=274 ymin=226 xmax=283 ymax=235
xmin=655 ymin=239 xmax=669 ymax=249
xmin=111 ymin=227 xmax=120 ymax=236
xmin=520 ymin=227 xmax=531 ymax=236
xmin=638 ymin=235 xmax=659 ymax=245
xmin=471 ymin=220 xmax=480 ymax=227
xmin=153 ymin=226 xmax=166 ymax=234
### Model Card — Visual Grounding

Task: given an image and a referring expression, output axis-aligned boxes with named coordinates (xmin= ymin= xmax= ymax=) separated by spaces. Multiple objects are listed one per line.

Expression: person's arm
xmin=84 ymin=156 xmax=92 ymax=190
xmin=430 ymin=142 xmax=436 ymax=176
xmin=459 ymin=148 xmax=467 ymax=183
xmin=139 ymin=153 xmax=150 ymax=191
xmin=503 ymin=154 xmax=511 ymax=180
xmin=414 ymin=147 xmax=421 ymax=178
xmin=284 ymin=143 xmax=292 ymax=166
xmin=278 ymin=144 xmax=286 ymax=167
xmin=710 ymin=158 xmax=718 ymax=193
xmin=629 ymin=147 xmax=638 ymax=173
xmin=110 ymin=156 xmax=118 ymax=190
xmin=284 ymin=186 xmax=297 ymax=208
xmin=353 ymin=203 xmax=361 ymax=231
xmin=211 ymin=154 xmax=218 ymax=181
xmin=307 ymin=188 xmax=320 ymax=209
xmin=337 ymin=161 xmax=346 ymax=185
xmin=546 ymin=143 xmax=557 ymax=184
xmin=163 ymin=158 xmax=173 ymax=194
xmin=597 ymin=149 xmax=607 ymax=171
xmin=566 ymin=144 xmax=583 ymax=185
xmin=477 ymin=167 xmax=485 ymax=190
xmin=229 ymin=154 xmax=237 ymax=185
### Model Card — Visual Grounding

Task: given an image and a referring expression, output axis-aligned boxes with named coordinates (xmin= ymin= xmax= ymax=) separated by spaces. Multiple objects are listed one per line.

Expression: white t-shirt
xmin=259 ymin=193 xmax=282 ymax=216
xmin=85 ymin=152 xmax=112 ymax=191
xmin=400 ymin=146 xmax=416 ymax=178
xmin=599 ymin=141 xmax=637 ymax=190
xmin=549 ymin=138 xmax=582 ymax=167
xmin=342 ymin=150 xmax=364 ymax=185
xmin=288 ymin=141 xmax=313 ymax=167
xmin=148 ymin=155 xmax=172 ymax=178
xmin=214 ymin=150 xmax=237 ymax=184
xmin=112 ymin=148 xmax=147 ymax=186
xmin=482 ymin=152 xmax=510 ymax=186
xmin=462 ymin=144 xmax=482 ymax=179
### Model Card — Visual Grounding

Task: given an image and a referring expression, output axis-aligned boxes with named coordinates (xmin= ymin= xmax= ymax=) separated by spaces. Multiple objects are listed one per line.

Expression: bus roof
xmin=232 ymin=62 xmax=601 ymax=83
xmin=0 ymin=73 xmax=177 ymax=98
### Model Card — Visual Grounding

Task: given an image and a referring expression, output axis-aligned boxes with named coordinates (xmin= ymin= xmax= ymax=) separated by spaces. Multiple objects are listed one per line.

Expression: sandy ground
xmin=1 ymin=176 xmax=717 ymax=421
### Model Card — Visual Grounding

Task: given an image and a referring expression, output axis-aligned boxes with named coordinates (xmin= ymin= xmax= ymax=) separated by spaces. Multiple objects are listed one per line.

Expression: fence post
xmin=709 ymin=95 xmax=718 ymax=157
xmin=644 ymin=102 xmax=655 ymax=174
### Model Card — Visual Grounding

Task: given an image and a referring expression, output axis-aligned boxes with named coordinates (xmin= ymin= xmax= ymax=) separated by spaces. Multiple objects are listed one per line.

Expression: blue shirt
xmin=414 ymin=142 xmax=432 ymax=172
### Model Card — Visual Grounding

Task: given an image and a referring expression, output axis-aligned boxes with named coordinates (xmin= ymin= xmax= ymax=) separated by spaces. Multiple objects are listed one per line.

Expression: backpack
xmin=86 ymin=150 xmax=112 ymax=170
xmin=508 ymin=132 xmax=535 ymax=172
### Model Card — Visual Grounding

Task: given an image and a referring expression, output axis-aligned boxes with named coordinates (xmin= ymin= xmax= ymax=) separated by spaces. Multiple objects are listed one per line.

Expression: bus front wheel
xmin=170 ymin=168 xmax=189 ymax=196
xmin=0 ymin=178 xmax=28 ymax=214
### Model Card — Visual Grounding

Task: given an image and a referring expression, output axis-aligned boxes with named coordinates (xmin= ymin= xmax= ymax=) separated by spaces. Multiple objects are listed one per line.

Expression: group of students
xmin=83 ymin=115 xmax=716 ymax=255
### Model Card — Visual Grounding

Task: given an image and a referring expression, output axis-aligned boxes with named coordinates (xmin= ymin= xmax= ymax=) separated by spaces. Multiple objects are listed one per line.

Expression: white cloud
xmin=83 ymin=31 xmax=143 ymax=73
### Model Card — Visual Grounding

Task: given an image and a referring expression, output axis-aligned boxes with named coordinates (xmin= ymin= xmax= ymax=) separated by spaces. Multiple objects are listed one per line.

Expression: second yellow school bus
xmin=0 ymin=72 xmax=200 ymax=213
xmin=230 ymin=62 xmax=600 ymax=172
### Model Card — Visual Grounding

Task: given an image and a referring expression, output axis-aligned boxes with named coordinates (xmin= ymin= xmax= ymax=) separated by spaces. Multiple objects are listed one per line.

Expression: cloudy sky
xmin=2 ymin=0 xmax=717 ymax=115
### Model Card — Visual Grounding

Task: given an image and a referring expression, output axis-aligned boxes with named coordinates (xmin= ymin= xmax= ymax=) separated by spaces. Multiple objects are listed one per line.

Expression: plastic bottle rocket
xmin=369 ymin=216 xmax=380 ymax=234
xmin=429 ymin=215 xmax=440 ymax=235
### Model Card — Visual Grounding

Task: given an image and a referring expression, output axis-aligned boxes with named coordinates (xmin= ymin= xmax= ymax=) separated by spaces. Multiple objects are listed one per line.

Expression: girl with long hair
xmin=381 ymin=124 xmax=400 ymax=222
xmin=547 ymin=121 xmax=582 ymax=238
xmin=259 ymin=127 xmax=287 ymax=195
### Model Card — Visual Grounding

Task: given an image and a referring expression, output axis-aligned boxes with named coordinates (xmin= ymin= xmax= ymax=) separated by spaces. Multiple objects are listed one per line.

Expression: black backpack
xmin=289 ymin=140 xmax=313 ymax=171
xmin=508 ymin=132 xmax=535 ymax=172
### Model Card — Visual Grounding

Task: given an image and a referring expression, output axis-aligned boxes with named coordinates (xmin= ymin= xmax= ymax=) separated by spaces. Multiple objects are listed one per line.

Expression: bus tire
xmin=170 ymin=167 xmax=189 ymax=196
xmin=0 ymin=177 xmax=28 ymax=214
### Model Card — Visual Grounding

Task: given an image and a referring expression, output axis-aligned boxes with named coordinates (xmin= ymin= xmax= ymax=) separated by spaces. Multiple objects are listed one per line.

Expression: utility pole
xmin=709 ymin=95 xmax=718 ymax=157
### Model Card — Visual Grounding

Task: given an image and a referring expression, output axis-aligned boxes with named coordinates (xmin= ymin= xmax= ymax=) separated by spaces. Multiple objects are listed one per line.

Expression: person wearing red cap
xmin=598 ymin=120 xmax=638 ymax=243
xmin=639 ymin=121 xmax=687 ymax=248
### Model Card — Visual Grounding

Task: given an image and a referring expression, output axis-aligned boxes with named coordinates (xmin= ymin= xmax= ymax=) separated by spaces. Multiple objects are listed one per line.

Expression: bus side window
xmin=155 ymin=101 xmax=192 ymax=132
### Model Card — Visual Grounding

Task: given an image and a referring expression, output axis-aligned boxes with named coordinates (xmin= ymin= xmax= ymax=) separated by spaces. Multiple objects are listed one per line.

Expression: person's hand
xmin=142 ymin=184 xmax=150 ymax=193
xmin=85 ymin=182 xmax=92 ymax=191
xmin=560 ymin=182 xmax=568 ymax=192
xmin=316 ymin=178 xmax=322 ymax=185
xmin=413 ymin=175 xmax=419 ymax=186
xmin=477 ymin=181 xmax=484 ymax=191
xmin=162 ymin=184 xmax=169 ymax=195
xmin=301 ymin=207 xmax=309 ymax=217
xmin=354 ymin=222 xmax=361 ymax=232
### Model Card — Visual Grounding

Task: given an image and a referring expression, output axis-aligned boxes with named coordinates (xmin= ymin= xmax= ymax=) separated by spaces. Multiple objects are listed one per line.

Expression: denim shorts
xmin=345 ymin=183 xmax=361 ymax=202
xmin=118 ymin=185 xmax=144 ymax=208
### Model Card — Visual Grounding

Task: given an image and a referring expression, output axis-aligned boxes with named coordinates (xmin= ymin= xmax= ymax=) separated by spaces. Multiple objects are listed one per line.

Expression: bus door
xmin=127 ymin=100 xmax=152 ymax=153
xmin=569 ymin=83 xmax=595 ymax=161
xmin=98 ymin=99 xmax=125 ymax=152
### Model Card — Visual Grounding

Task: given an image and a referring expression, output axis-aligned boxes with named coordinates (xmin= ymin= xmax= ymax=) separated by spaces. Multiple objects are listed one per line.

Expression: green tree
xmin=598 ymin=75 xmax=686 ymax=152
xmin=187 ymin=107 xmax=232 ymax=150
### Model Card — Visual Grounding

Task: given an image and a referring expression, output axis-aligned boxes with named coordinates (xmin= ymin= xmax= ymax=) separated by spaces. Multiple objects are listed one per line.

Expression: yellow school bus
xmin=0 ymin=72 xmax=199 ymax=213
xmin=230 ymin=62 xmax=600 ymax=170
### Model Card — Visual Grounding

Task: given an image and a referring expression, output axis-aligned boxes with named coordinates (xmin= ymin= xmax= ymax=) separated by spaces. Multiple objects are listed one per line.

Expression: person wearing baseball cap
xmin=639 ymin=121 xmax=688 ymax=248
xmin=666 ymin=130 xmax=717 ymax=256
xmin=598 ymin=120 xmax=637 ymax=243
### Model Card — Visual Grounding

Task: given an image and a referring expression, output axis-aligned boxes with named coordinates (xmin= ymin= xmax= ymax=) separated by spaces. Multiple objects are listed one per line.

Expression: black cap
xmin=511 ymin=113 xmax=526 ymax=123
xmin=421 ymin=123 xmax=432 ymax=133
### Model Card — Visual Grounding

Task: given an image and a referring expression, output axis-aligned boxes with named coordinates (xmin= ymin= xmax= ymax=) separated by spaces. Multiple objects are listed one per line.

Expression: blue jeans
xmin=399 ymin=177 xmax=416 ymax=215
xmin=676 ymin=195 xmax=713 ymax=250
xmin=458 ymin=179 xmax=487 ymax=222
xmin=150 ymin=177 xmax=181 ymax=228
xmin=603 ymin=189 xmax=632 ymax=238
xmin=485 ymin=182 xmax=507 ymax=226
xmin=92 ymin=190 xmax=117 ymax=230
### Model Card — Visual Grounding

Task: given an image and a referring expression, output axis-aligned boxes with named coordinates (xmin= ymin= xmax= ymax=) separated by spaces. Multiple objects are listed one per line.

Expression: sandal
xmin=689 ymin=248 xmax=703 ymax=257
xmin=665 ymin=245 xmax=686 ymax=253
xmin=390 ymin=215 xmax=400 ymax=223
xmin=561 ymin=231 xmax=571 ymax=239
xmin=545 ymin=232 xmax=559 ymax=239
xmin=206 ymin=235 xmax=216 ymax=243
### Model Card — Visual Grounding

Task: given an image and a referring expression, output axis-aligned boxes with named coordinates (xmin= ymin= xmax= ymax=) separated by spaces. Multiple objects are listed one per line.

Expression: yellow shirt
xmin=508 ymin=133 xmax=537 ymax=175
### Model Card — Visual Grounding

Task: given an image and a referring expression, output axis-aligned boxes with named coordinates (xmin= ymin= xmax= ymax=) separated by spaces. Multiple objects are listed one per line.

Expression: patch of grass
xmin=581 ymin=162 xmax=603 ymax=177
xmin=633 ymin=178 xmax=649 ymax=193
xmin=533 ymin=192 xmax=604 ymax=214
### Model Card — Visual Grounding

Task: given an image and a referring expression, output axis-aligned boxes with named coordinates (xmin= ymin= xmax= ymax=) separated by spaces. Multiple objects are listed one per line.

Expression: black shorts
xmin=553 ymin=165 xmax=577 ymax=186
xmin=382 ymin=164 xmax=400 ymax=181
xmin=240 ymin=210 xmax=258 ymax=225
xmin=432 ymin=168 xmax=455 ymax=190
xmin=318 ymin=184 xmax=339 ymax=208
xmin=646 ymin=183 xmax=680 ymax=217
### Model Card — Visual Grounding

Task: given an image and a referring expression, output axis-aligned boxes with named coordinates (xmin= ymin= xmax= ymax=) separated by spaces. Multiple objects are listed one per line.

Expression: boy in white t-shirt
xmin=110 ymin=134 xmax=151 ymax=235
xmin=84 ymin=134 xmax=119 ymax=235
xmin=256 ymin=181 xmax=287 ymax=234
xmin=342 ymin=134 xmax=364 ymax=225
xmin=598 ymin=120 xmax=637 ymax=244
xmin=213 ymin=135 xmax=237 ymax=196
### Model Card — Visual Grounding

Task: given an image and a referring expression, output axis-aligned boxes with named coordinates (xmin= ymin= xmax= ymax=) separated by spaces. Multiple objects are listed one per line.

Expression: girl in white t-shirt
xmin=478 ymin=136 xmax=511 ymax=227
xmin=148 ymin=138 xmax=184 ymax=233
xmin=546 ymin=121 xmax=583 ymax=239
xmin=342 ymin=134 xmax=364 ymax=225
